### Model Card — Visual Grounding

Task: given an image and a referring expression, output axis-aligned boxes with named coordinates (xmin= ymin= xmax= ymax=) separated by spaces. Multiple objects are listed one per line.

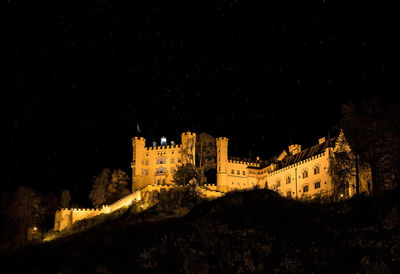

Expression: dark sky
xmin=9 ymin=1 xmax=400 ymax=204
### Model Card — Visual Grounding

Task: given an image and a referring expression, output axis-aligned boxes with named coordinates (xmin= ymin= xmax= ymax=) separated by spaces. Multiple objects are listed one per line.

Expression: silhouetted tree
xmin=172 ymin=164 xmax=198 ymax=186
xmin=60 ymin=190 xmax=71 ymax=208
xmin=40 ymin=193 xmax=60 ymax=232
xmin=5 ymin=186 xmax=41 ymax=248
xmin=89 ymin=169 xmax=111 ymax=207
xmin=108 ymin=169 xmax=131 ymax=202
xmin=89 ymin=169 xmax=131 ymax=208
xmin=341 ymin=97 xmax=400 ymax=194
xmin=195 ymin=132 xmax=217 ymax=184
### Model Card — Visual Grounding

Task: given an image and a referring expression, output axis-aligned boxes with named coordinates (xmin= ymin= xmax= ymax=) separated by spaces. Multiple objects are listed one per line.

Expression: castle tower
xmin=181 ymin=132 xmax=196 ymax=165
xmin=131 ymin=137 xmax=146 ymax=191
xmin=216 ymin=137 xmax=229 ymax=187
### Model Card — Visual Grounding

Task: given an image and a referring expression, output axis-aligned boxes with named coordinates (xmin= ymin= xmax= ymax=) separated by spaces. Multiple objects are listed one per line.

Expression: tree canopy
xmin=89 ymin=169 xmax=131 ymax=208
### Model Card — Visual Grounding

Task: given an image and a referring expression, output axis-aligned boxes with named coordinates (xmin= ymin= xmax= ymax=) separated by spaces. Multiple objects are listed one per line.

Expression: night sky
xmin=10 ymin=1 xmax=400 ymax=205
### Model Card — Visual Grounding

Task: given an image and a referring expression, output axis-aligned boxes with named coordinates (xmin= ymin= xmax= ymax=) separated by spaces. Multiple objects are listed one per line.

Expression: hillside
xmin=2 ymin=189 xmax=400 ymax=273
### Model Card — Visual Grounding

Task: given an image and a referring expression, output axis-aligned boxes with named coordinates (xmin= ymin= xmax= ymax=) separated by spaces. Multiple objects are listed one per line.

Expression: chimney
xmin=288 ymin=144 xmax=301 ymax=155
xmin=318 ymin=137 xmax=326 ymax=144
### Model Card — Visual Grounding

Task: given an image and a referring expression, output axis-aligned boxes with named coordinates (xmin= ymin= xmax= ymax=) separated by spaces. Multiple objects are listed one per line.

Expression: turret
xmin=132 ymin=137 xmax=146 ymax=191
xmin=288 ymin=144 xmax=301 ymax=155
xmin=216 ymin=137 xmax=229 ymax=187
xmin=181 ymin=132 xmax=196 ymax=165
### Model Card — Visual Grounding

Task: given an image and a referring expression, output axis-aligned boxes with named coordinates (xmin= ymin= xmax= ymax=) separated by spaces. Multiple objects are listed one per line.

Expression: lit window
xmin=314 ymin=166 xmax=320 ymax=174
xmin=303 ymin=185 xmax=309 ymax=192
xmin=303 ymin=170 xmax=308 ymax=178
xmin=171 ymin=158 xmax=174 ymax=164
xmin=231 ymin=169 xmax=234 ymax=174
xmin=286 ymin=176 xmax=291 ymax=184
xmin=314 ymin=182 xmax=321 ymax=189
xmin=156 ymin=158 xmax=166 ymax=164
xmin=237 ymin=170 xmax=240 ymax=175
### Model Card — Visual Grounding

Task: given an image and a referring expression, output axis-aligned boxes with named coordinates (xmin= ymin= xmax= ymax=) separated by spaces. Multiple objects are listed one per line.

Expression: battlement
xmin=216 ymin=137 xmax=229 ymax=141
xmin=182 ymin=131 xmax=196 ymax=137
xmin=228 ymin=159 xmax=260 ymax=167
xmin=132 ymin=137 xmax=146 ymax=142
xmin=57 ymin=208 xmax=101 ymax=211
xmin=145 ymin=144 xmax=181 ymax=150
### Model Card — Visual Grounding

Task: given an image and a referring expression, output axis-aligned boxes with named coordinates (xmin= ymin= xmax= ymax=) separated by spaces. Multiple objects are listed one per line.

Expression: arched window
xmin=303 ymin=170 xmax=308 ymax=178
xmin=303 ymin=185 xmax=309 ymax=192
xmin=314 ymin=181 xmax=321 ymax=189
xmin=314 ymin=165 xmax=320 ymax=175
xmin=276 ymin=179 xmax=281 ymax=187
xmin=286 ymin=176 xmax=291 ymax=184
xmin=287 ymin=191 xmax=292 ymax=198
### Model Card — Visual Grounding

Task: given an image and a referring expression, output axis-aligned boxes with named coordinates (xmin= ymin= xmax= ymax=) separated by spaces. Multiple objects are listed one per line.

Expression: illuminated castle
xmin=54 ymin=130 xmax=370 ymax=232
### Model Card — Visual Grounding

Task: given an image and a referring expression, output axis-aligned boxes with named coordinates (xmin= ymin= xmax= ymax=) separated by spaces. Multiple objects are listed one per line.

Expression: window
xmin=171 ymin=158 xmax=174 ymax=164
xmin=178 ymin=158 xmax=181 ymax=163
xmin=303 ymin=185 xmax=309 ymax=192
xmin=286 ymin=176 xmax=291 ymax=184
xmin=287 ymin=191 xmax=292 ymax=198
xmin=237 ymin=170 xmax=240 ymax=175
xmin=145 ymin=169 xmax=149 ymax=176
xmin=157 ymin=158 xmax=166 ymax=164
xmin=170 ymin=167 xmax=175 ymax=173
xmin=156 ymin=167 xmax=166 ymax=173
xmin=314 ymin=166 xmax=320 ymax=175
xmin=157 ymin=179 xmax=160 ymax=185
xmin=303 ymin=170 xmax=308 ymax=178
xmin=314 ymin=181 xmax=321 ymax=189
xmin=218 ymin=166 xmax=221 ymax=171
xmin=145 ymin=160 xmax=149 ymax=165
xmin=276 ymin=180 xmax=281 ymax=187
xmin=231 ymin=169 xmax=234 ymax=174
xmin=242 ymin=171 xmax=245 ymax=175
xmin=162 ymin=179 xmax=166 ymax=184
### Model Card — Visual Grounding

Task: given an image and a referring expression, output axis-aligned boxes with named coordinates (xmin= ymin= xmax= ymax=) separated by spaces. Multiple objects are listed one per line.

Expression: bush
xmin=157 ymin=186 xmax=202 ymax=212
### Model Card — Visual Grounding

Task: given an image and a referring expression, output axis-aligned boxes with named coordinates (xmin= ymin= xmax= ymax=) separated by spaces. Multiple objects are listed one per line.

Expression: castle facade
xmin=132 ymin=130 xmax=370 ymax=198
xmin=131 ymin=132 xmax=196 ymax=191
xmin=216 ymin=130 xmax=371 ymax=198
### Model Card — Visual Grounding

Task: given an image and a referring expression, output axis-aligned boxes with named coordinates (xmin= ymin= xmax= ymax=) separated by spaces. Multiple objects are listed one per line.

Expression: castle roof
xmin=277 ymin=137 xmax=337 ymax=169
xmin=245 ymin=136 xmax=337 ymax=170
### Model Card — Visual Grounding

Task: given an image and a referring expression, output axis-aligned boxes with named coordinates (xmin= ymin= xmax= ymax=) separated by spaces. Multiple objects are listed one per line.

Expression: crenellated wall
xmin=54 ymin=190 xmax=141 ymax=231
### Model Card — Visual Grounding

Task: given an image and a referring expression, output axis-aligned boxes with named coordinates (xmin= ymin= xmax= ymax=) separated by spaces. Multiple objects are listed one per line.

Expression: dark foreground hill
xmin=2 ymin=189 xmax=400 ymax=273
